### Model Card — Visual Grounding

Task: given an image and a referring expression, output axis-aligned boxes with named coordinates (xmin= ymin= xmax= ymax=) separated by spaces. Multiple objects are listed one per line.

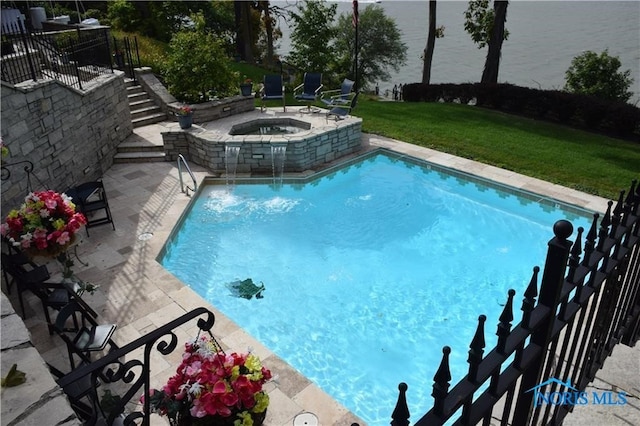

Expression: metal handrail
xmin=177 ymin=154 xmax=197 ymax=196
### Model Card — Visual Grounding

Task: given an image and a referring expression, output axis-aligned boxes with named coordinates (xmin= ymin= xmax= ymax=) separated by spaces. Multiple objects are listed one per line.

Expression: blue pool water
xmin=160 ymin=151 xmax=592 ymax=424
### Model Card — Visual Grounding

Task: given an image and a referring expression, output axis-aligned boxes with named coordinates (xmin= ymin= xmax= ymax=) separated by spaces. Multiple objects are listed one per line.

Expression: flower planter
xmin=240 ymin=83 xmax=252 ymax=97
xmin=177 ymin=114 xmax=193 ymax=129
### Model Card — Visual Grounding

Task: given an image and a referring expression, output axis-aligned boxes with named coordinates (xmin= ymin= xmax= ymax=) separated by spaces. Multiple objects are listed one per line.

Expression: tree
xmin=464 ymin=0 xmax=508 ymax=49
xmin=564 ymin=50 xmax=634 ymax=103
xmin=480 ymin=1 xmax=508 ymax=83
xmin=334 ymin=4 xmax=407 ymax=90
xmin=422 ymin=1 xmax=445 ymax=84
xmin=287 ymin=0 xmax=338 ymax=75
xmin=163 ymin=14 xmax=237 ymax=103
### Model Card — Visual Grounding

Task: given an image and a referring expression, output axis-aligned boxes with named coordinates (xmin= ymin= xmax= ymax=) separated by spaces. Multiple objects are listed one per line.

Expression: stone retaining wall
xmin=0 ymin=292 xmax=81 ymax=425
xmin=0 ymin=72 xmax=131 ymax=210
xmin=162 ymin=119 xmax=363 ymax=175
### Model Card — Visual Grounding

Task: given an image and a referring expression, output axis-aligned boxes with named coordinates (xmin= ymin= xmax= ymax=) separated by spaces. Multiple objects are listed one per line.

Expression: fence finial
xmin=391 ymin=382 xmax=410 ymax=426
xmin=597 ymin=201 xmax=613 ymax=252
xmin=432 ymin=346 xmax=451 ymax=416
xmin=567 ymin=227 xmax=583 ymax=283
xmin=468 ymin=315 xmax=486 ymax=383
xmin=521 ymin=266 xmax=540 ymax=329
xmin=582 ymin=213 xmax=599 ymax=266
xmin=497 ymin=289 xmax=516 ymax=354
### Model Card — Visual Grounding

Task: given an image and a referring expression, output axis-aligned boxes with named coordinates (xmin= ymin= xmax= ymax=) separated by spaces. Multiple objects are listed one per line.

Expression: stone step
xmin=132 ymin=112 xmax=167 ymax=128
xmin=129 ymin=98 xmax=156 ymax=110
xmin=113 ymin=151 xmax=167 ymax=163
xmin=126 ymin=85 xmax=144 ymax=95
xmin=131 ymin=105 xmax=163 ymax=120
xmin=116 ymin=140 xmax=164 ymax=153
xmin=127 ymin=91 xmax=148 ymax=103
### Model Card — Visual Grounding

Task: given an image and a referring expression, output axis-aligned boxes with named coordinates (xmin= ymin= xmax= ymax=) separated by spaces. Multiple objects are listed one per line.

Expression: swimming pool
xmin=160 ymin=150 xmax=592 ymax=424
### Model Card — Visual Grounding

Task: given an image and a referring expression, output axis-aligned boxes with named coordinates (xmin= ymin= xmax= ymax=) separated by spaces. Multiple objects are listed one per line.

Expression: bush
xmin=163 ymin=30 xmax=237 ymax=103
xmin=565 ymin=50 xmax=634 ymax=103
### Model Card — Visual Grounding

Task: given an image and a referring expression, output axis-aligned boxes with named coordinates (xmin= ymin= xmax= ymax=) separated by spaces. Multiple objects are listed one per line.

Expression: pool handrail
xmin=177 ymin=154 xmax=197 ymax=196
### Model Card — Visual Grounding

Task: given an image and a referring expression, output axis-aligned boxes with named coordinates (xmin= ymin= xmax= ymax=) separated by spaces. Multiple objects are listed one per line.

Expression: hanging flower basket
xmin=144 ymin=334 xmax=272 ymax=426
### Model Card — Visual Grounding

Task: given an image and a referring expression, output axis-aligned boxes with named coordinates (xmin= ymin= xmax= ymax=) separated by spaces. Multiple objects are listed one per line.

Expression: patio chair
xmin=1 ymin=252 xmax=83 ymax=334
xmin=321 ymin=78 xmax=355 ymax=108
xmin=326 ymin=92 xmax=359 ymax=121
xmin=65 ymin=180 xmax=115 ymax=237
xmin=294 ymin=72 xmax=323 ymax=113
xmin=260 ymin=74 xmax=286 ymax=112
xmin=54 ymin=300 xmax=118 ymax=370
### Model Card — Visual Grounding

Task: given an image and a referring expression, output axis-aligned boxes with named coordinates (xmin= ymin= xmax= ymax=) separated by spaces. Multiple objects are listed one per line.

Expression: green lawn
xmin=352 ymin=99 xmax=640 ymax=200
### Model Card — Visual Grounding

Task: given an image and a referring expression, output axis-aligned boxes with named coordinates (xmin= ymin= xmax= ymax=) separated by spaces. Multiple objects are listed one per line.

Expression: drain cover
xmin=137 ymin=232 xmax=153 ymax=241
xmin=293 ymin=412 xmax=318 ymax=426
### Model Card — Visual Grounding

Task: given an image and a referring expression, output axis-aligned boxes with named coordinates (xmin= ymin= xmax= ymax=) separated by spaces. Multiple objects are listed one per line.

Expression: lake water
xmin=273 ymin=1 xmax=640 ymax=104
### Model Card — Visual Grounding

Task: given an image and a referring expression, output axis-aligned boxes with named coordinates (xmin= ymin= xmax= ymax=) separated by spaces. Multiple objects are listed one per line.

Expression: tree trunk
xmin=260 ymin=1 xmax=274 ymax=68
xmin=422 ymin=0 xmax=437 ymax=84
xmin=481 ymin=1 xmax=508 ymax=83
xmin=234 ymin=1 xmax=244 ymax=60
xmin=241 ymin=2 xmax=255 ymax=63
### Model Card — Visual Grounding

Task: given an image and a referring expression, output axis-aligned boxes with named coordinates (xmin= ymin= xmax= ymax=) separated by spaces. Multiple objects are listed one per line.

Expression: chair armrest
xmin=321 ymin=88 xmax=341 ymax=98
xmin=314 ymin=84 xmax=324 ymax=95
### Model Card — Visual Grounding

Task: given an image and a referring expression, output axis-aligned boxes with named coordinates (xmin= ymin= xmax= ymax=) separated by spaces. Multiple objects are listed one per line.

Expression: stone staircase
xmin=127 ymin=79 xmax=166 ymax=128
xmin=114 ymin=79 xmax=168 ymax=163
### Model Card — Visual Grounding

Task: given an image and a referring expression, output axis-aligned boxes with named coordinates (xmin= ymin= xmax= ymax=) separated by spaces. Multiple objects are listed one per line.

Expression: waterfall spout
xmin=225 ymin=145 xmax=241 ymax=187
xmin=271 ymin=144 xmax=287 ymax=187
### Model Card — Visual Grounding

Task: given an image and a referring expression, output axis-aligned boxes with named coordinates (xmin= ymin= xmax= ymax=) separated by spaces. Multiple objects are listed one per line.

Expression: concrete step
xmin=116 ymin=140 xmax=164 ymax=153
xmin=127 ymin=91 xmax=149 ymax=103
xmin=129 ymin=98 xmax=156 ymax=110
xmin=113 ymin=151 xmax=167 ymax=163
xmin=131 ymin=105 xmax=164 ymax=121
xmin=132 ymin=112 xmax=167 ymax=128
xmin=126 ymin=85 xmax=144 ymax=95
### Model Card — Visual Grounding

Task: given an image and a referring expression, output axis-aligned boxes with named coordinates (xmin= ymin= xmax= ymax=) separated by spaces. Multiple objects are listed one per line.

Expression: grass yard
xmin=353 ymin=99 xmax=640 ymax=199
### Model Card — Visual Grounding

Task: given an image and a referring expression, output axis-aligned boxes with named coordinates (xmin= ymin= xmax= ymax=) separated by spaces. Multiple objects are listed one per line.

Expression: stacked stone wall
xmin=0 ymin=72 xmax=131 ymax=210
xmin=161 ymin=119 xmax=362 ymax=175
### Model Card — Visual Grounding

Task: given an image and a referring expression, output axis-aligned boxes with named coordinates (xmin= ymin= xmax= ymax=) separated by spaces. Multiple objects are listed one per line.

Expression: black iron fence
xmin=1 ymin=19 xmax=113 ymax=90
xmin=111 ymin=36 xmax=141 ymax=81
xmin=392 ymin=180 xmax=640 ymax=425
xmin=54 ymin=307 xmax=217 ymax=425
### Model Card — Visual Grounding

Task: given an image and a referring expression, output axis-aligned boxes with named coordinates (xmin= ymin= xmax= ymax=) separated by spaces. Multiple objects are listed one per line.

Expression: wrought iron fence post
xmin=391 ymin=382 xmax=410 ymax=426
xmin=512 ymin=220 xmax=574 ymax=424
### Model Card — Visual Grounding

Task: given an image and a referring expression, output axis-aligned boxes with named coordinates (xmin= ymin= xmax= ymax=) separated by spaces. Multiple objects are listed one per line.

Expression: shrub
xmin=163 ymin=30 xmax=237 ymax=103
xmin=564 ymin=50 xmax=634 ymax=103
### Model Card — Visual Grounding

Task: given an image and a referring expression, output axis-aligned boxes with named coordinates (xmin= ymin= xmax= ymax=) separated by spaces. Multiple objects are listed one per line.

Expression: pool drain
xmin=137 ymin=232 xmax=153 ymax=241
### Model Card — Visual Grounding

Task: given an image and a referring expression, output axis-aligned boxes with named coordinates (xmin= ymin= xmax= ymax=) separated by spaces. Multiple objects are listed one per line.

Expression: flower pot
xmin=240 ymin=83 xmax=252 ymax=97
xmin=178 ymin=114 xmax=193 ymax=129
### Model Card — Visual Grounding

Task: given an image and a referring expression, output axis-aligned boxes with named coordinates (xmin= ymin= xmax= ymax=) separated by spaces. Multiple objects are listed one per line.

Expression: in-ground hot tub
xmin=162 ymin=110 xmax=363 ymax=175
xmin=229 ymin=118 xmax=311 ymax=136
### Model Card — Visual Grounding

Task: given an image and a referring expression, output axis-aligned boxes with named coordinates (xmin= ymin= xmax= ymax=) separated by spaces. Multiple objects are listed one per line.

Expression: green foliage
xmin=334 ymin=5 xmax=407 ymax=90
xmin=288 ymin=0 xmax=338 ymax=74
xmin=110 ymin=29 xmax=169 ymax=75
xmin=107 ymin=0 xmax=139 ymax=32
xmin=464 ymin=0 xmax=509 ymax=49
xmin=564 ymin=50 xmax=634 ymax=103
xmin=163 ymin=25 xmax=237 ymax=103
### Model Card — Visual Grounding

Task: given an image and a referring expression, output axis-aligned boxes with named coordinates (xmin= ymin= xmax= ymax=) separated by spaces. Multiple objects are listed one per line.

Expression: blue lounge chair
xmin=326 ymin=92 xmax=359 ymax=121
xmin=294 ymin=73 xmax=323 ymax=112
xmin=321 ymin=78 xmax=355 ymax=108
xmin=261 ymin=74 xmax=286 ymax=112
